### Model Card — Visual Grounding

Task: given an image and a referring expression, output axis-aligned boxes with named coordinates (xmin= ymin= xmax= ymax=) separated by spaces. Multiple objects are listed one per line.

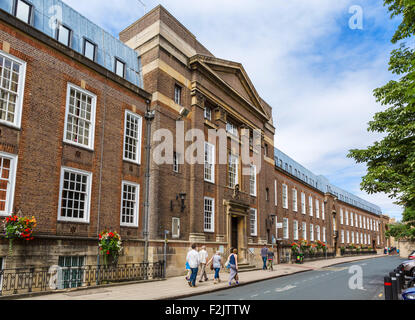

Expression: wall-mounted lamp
xmin=171 ymin=193 xmax=187 ymax=212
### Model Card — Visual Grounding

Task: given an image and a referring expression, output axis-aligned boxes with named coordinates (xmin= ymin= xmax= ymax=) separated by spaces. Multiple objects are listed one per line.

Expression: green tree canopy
xmin=348 ymin=0 xmax=415 ymax=208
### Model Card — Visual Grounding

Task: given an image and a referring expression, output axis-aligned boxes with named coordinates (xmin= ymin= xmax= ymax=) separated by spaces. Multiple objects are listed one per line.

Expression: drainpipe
xmin=143 ymin=99 xmax=154 ymax=264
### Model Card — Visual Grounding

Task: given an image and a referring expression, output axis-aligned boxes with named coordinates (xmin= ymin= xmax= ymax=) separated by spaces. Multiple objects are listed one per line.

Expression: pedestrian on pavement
xmin=186 ymin=243 xmax=200 ymax=287
xmin=261 ymin=245 xmax=268 ymax=270
xmin=198 ymin=245 xmax=209 ymax=282
xmin=228 ymin=248 xmax=239 ymax=286
xmin=267 ymin=248 xmax=275 ymax=271
xmin=207 ymin=250 xmax=223 ymax=284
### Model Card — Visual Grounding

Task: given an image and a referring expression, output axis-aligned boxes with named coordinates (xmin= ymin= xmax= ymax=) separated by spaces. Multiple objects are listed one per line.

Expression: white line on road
xmin=251 ymin=294 xmax=258 ymax=298
xmin=275 ymin=285 xmax=296 ymax=292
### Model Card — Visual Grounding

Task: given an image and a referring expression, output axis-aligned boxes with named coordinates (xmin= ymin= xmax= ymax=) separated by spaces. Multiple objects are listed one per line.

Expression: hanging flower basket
xmin=2 ymin=215 xmax=37 ymax=255
xmin=98 ymin=230 xmax=123 ymax=265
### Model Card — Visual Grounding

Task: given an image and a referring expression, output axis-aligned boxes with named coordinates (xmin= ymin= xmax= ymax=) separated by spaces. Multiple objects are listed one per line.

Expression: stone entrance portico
xmin=224 ymin=199 xmax=250 ymax=263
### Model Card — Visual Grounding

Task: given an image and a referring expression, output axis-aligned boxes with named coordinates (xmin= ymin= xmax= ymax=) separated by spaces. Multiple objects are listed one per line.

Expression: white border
xmin=204 ymin=142 xmax=215 ymax=183
xmin=250 ymin=208 xmax=257 ymax=236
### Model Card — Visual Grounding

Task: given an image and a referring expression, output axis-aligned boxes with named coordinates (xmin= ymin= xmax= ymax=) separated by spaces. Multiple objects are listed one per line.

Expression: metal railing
xmin=0 ymin=261 xmax=164 ymax=297
xmin=340 ymin=250 xmax=377 ymax=256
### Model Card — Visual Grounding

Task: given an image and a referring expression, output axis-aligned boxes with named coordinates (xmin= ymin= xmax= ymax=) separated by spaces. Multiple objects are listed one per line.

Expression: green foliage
xmin=347 ymin=0 xmax=415 ymax=207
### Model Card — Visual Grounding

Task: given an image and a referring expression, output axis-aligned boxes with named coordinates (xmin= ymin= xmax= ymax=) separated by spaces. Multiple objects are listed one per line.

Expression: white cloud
xmin=62 ymin=0 xmax=403 ymax=219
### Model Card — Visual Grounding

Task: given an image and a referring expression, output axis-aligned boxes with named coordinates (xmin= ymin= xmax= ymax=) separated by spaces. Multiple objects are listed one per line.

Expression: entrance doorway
xmin=231 ymin=217 xmax=238 ymax=250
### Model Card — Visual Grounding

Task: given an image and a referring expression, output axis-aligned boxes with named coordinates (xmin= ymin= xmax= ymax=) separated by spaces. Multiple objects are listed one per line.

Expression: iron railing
xmin=340 ymin=250 xmax=377 ymax=256
xmin=0 ymin=261 xmax=165 ymax=297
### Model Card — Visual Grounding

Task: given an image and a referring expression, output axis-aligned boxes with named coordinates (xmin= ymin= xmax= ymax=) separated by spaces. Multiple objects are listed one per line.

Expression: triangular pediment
xmin=189 ymin=55 xmax=270 ymax=119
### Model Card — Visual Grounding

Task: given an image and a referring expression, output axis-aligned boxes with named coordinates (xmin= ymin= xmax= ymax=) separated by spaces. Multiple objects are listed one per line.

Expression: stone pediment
xmin=189 ymin=55 xmax=270 ymax=120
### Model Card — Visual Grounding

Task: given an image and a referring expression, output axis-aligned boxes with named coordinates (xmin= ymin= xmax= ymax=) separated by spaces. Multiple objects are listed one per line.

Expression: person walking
xmin=261 ymin=245 xmax=268 ymax=270
xmin=198 ymin=245 xmax=209 ymax=282
xmin=227 ymin=248 xmax=239 ymax=286
xmin=208 ymin=251 xmax=223 ymax=284
xmin=186 ymin=244 xmax=200 ymax=287
xmin=267 ymin=248 xmax=275 ymax=271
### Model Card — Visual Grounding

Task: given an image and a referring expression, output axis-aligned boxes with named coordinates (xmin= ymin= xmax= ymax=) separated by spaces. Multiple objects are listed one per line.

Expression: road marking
xmin=251 ymin=294 xmax=258 ymax=298
xmin=378 ymin=293 xmax=383 ymax=298
xmin=264 ymin=290 xmax=271 ymax=294
xmin=275 ymin=285 xmax=296 ymax=292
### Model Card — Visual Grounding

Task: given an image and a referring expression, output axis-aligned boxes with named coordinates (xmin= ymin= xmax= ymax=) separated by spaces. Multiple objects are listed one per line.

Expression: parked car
xmin=401 ymin=287 xmax=415 ymax=300
xmin=408 ymin=251 xmax=415 ymax=260
xmin=398 ymin=260 xmax=415 ymax=276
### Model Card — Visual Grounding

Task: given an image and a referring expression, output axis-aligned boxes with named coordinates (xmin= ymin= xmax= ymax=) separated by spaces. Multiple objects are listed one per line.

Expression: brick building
xmin=0 ymin=2 xmax=390 ymax=277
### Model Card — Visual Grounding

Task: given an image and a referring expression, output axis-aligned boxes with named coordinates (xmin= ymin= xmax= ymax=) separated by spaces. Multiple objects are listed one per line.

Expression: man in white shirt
xmin=198 ymin=245 xmax=209 ymax=282
xmin=186 ymin=243 xmax=200 ymax=287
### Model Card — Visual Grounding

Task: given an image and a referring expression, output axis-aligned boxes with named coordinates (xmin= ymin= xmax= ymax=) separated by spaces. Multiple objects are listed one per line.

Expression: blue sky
xmin=63 ymin=0 xmax=404 ymax=221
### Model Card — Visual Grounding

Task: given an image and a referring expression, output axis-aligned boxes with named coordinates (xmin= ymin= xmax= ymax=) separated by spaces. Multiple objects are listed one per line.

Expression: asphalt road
xmin=183 ymin=256 xmax=405 ymax=300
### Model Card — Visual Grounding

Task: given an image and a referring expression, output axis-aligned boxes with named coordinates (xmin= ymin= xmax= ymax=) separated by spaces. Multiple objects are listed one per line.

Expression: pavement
xmin=14 ymin=254 xmax=386 ymax=300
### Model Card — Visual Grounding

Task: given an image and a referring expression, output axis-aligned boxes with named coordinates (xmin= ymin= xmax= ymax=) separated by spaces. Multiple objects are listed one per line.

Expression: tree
xmin=385 ymin=206 xmax=415 ymax=241
xmin=347 ymin=0 xmax=415 ymax=208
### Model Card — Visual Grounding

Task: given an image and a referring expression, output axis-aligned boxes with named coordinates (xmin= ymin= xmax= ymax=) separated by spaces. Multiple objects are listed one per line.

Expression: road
xmin=183 ymin=256 xmax=405 ymax=300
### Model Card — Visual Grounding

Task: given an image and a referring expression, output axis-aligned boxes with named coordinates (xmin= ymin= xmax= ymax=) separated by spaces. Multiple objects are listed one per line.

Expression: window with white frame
xmin=359 ymin=215 xmax=362 ymax=228
xmin=309 ymin=195 xmax=313 ymax=216
xmin=0 ymin=52 xmax=26 ymax=128
xmin=292 ymin=189 xmax=297 ymax=212
xmin=377 ymin=235 xmax=380 ymax=245
xmin=58 ymin=167 xmax=92 ymax=223
xmin=322 ymin=201 xmax=325 ymax=220
xmin=173 ymin=152 xmax=179 ymax=173
xmin=347 ymin=230 xmax=350 ymax=243
xmin=293 ymin=220 xmax=298 ymax=240
xmin=120 ymin=181 xmax=139 ymax=227
xmin=204 ymin=106 xmax=212 ymax=121
xmin=250 ymin=208 xmax=257 ymax=236
xmin=249 ymin=164 xmax=256 ymax=196
xmin=360 ymin=233 xmax=363 ymax=244
xmin=310 ymin=223 xmax=314 ymax=241
xmin=83 ymin=38 xmax=97 ymax=62
xmin=350 ymin=212 xmax=354 ymax=226
xmin=228 ymin=154 xmax=238 ymax=188
xmin=115 ymin=58 xmax=125 ymax=78
xmin=14 ymin=0 xmax=33 ymax=24
xmin=282 ymin=184 xmax=288 ymax=209
xmin=351 ymin=231 xmax=355 ymax=244
xmin=57 ymin=24 xmax=72 ymax=47
xmin=172 ymin=217 xmax=180 ymax=238
xmin=174 ymin=84 xmax=182 ymax=105
xmin=356 ymin=231 xmax=359 ymax=244
xmin=204 ymin=142 xmax=215 ymax=183
xmin=315 ymin=199 xmax=320 ymax=218
xmin=283 ymin=218 xmax=289 ymax=239
xmin=340 ymin=209 xmax=344 ymax=225
xmin=274 ymin=180 xmax=277 ymax=206
xmin=302 ymin=222 xmax=307 ymax=240
xmin=316 ymin=225 xmax=320 ymax=241
xmin=0 ymin=152 xmax=17 ymax=216
xmin=123 ymin=110 xmax=142 ymax=163
xmin=301 ymin=192 xmax=306 ymax=214
xmin=226 ymin=121 xmax=238 ymax=136
xmin=345 ymin=210 xmax=349 ymax=225
xmin=341 ymin=230 xmax=344 ymax=243
xmin=355 ymin=214 xmax=358 ymax=227
xmin=64 ymin=84 xmax=96 ymax=149
xmin=204 ymin=197 xmax=214 ymax=232
xmin=322 ymin=226 xmax=326 ymax=242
